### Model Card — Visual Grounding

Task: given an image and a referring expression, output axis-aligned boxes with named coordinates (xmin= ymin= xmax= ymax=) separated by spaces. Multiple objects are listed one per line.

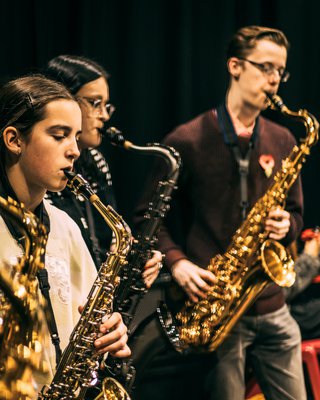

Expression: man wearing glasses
xmin=136 ymin=26 xmax=306 ymax=399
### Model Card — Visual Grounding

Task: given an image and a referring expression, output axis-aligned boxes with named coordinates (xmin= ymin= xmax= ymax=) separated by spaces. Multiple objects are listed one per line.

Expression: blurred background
xmin=0 ymin=0 xmax=319 ymax=229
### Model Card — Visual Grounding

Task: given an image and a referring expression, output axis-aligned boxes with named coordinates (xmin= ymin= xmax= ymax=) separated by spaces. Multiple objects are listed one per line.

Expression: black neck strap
xmin=37 ymin=269 xmax=62 ymax=365
xmin=217 ymin=103 xmax=260 ymax=220
xmin=84 ymin=200 xmax=102 ymax=266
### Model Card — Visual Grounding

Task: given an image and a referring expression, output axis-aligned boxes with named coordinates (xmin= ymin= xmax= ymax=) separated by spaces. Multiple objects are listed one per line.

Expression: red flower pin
xmin=259 ymin=154 xmax=275 ymax=178
xmin=301 ymin=228 xmax=320 ymax=241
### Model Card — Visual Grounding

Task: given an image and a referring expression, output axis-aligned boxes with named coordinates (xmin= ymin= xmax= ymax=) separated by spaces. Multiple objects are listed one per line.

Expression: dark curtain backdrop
xmin=0 ymin=0 xmax=319 ymax=230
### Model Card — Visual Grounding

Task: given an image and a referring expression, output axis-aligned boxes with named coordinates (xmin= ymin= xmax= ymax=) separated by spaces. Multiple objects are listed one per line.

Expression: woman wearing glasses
xmin=45 ymin=55 xmax=162 ymax=288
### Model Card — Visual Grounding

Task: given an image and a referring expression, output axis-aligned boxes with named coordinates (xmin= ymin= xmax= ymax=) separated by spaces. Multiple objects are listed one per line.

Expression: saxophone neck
xmin=266 ymin=92 xmax=319 ymax=147
xmin=105 ymin=126 xmax=182 ymax=181
xmin=65 ymin=170 xmax=132 ymax=255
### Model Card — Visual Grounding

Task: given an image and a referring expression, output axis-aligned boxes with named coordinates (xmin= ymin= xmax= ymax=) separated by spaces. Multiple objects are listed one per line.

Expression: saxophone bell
xmin=94 ymin=377 xmax=131 ymax=400
xmin=0 ymin=196 xmax=49 ymax=400
xmin=260 ymin=239 xmax=295 ymax=287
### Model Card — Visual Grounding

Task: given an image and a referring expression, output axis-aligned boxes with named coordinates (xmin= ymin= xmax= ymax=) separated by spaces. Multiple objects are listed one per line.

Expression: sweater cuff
xmin=165 ymin=249 xmax=188 ymax=271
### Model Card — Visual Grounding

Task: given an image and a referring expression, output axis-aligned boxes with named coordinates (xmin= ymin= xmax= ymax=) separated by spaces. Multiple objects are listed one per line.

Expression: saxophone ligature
xmin=175 ymin=93 xmax=319 ymax=352
xmin=0 ymin=196 xmax=49 ymax=400
xmin=39 ymin=172 xmax=132 ymax=400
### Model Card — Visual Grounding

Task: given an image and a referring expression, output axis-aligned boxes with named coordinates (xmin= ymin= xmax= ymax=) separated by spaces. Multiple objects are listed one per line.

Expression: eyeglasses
xmin=78 ymin=96 xmax=116 ymax=117
xmin=238 ymin=58 xmax=290 ymax=83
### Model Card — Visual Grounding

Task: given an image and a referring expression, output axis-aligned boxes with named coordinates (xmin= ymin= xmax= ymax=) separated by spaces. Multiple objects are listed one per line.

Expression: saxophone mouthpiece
xmin=63 ymin=170 xmax=95 ymax=200
xmin=105 ymin=126 xmax=133 ymax=150
xmin=63 ymin=169 xmax=76 ymax=180
xmin=105 ymin=126 xmax=126 ymax=146
xmin=265 ymin=92 xmax=284 ymax=111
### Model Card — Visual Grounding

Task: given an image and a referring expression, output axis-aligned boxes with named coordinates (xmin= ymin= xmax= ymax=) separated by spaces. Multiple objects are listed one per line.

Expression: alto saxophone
xmin=176 ymin=94 xmax=319 ymax=352
xmin=100 ymin=127 xmax=182 ymax=390
xmin=39 ymin=172 xmax=132 ymax=400
xmin=0 ymin=196 xmax=48 ymax=400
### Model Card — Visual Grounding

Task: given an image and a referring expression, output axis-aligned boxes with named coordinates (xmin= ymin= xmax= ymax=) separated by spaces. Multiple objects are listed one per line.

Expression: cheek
xmin=23 ymin=146 xmax=58 ymax=178
xmin=81 ymin=117 xmax=96 ymax=138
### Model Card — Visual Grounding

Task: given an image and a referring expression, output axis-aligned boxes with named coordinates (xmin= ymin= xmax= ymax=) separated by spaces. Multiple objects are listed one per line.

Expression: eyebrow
xmin=47 ymin=125 xmax=81 ymax=136
xmin=47 ymin=124 xmax=72 ymax=132
xmin=84 ymin=95 xmax=109 ymax=101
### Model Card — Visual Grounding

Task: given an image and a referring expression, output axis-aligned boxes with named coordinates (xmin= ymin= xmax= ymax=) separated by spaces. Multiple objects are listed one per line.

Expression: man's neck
xmin=226 ymin=91 xmax=260 ymax=127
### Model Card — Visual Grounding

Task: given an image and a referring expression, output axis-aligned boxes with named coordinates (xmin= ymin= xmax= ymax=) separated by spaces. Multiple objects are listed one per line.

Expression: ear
xmin=2 ymin=126 xmax=23 ymax=156
xmin=227 ymin=57 xmax=242 ymax=80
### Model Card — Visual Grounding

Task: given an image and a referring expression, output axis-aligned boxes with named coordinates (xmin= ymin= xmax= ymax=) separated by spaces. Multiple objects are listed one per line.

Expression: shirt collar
xmin=227 ymin=106 xmax=255 ymax=138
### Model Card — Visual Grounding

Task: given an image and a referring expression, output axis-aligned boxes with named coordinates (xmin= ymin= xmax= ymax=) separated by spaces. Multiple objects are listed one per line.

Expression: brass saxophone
xmin=176 ymin=94 xmax=319 ymax=352
xmin=39 ymin=172 xmax=132 ymax=400
xmin=0 ymin=196 xmax=48 ymax=400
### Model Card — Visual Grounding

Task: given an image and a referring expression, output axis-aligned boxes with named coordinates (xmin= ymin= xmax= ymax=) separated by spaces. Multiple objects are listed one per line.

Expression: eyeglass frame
xmin=237 ymin=57 xmax=290 ymax=83
xmin=77 ymin=96 xmax=116 ymax=117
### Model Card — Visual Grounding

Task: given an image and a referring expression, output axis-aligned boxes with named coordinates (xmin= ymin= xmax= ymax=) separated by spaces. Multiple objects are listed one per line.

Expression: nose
xmin=66 ymin=138 xmax=80 ymax=160
xmin=99 ymin=105 xmax=111 ymax=122
xmin=268 ymin=70 xmax=282 ymax=85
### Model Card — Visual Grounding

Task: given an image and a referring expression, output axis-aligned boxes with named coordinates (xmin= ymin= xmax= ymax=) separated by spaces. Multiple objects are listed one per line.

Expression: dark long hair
xmin=45 ymin=55 xmax=110 ymax=95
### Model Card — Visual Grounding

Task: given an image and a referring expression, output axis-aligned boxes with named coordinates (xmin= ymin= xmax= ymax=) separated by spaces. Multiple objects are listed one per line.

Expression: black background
xmin=1 ymin=0 xmax=319 ymax=230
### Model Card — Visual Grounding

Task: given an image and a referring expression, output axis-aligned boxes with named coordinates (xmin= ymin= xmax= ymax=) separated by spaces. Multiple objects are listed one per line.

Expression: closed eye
xmin=48 ymin=125 xmax=72 ymax=141
xmin=52 ymin=134 xmax=66 ymax=141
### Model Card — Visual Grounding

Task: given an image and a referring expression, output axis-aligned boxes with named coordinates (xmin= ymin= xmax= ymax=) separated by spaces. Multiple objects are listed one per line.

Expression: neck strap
xmin=217 ymin=103 xmax=260 ymax=219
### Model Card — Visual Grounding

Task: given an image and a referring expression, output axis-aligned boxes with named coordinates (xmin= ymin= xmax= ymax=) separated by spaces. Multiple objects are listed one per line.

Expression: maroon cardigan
xmin=135 ymin=109 xmax=303 ymax=315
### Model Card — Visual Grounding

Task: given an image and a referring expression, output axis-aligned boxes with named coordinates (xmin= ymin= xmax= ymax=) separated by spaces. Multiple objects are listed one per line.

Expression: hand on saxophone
xmin=171 ymin=259 xmax=216 ymax=303
xmin=142 ymin=250 xmax=163 ymax=288
xmin=78 ymin=306 xmax=131 ymax=358
xmin=265 ymin=207 xmax=290 ymax=240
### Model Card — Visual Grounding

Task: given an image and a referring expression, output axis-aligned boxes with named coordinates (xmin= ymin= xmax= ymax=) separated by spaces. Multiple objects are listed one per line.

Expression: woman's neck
xmin=6 ymin=165 xmax=44 ymax=212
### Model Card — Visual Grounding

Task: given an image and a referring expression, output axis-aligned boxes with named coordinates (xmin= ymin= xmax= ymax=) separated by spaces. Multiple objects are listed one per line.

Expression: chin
xmin=94 ymin=132 xmax=103 ymax=147
xmin=49 ymin=181 xmax=67 ymax=193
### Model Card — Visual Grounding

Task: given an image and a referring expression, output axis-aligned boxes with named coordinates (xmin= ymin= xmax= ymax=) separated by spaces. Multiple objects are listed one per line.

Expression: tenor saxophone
xmin=106 ymin=127 xmax=181 ymax=327
xmin=39 ymin=172 xmax=132 ymax=400
xmin=176 ymin=94 xmax=319 ymax=352
xmin=0 ymin=196 xmax=48 ymax=400
xmin=99 ymin=127 xmax=182 ymax=391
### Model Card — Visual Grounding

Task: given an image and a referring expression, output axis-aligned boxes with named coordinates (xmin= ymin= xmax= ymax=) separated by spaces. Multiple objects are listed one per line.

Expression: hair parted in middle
xmin=0 ymin=74 xmax=75 ymax=138
xmin=45 ymin=55 xmax=110 ymax=95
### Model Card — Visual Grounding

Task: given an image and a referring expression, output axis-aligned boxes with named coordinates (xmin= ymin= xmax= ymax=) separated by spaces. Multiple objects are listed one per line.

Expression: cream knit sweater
xmin=0 ymin=200 xmax=97 ymax=394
